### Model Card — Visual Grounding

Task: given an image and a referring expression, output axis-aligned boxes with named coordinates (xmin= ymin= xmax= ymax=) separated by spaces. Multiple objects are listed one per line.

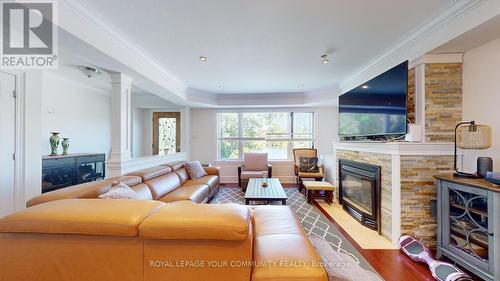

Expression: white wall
xmin=41 ymin=72 xmax=111 ymax=157
xmin=23 ymin=71 xmax=43 ymax=206
xmin=462 ymin=37 xmax=500 ymax=173
xmin=190 ymin=107 xmax=338 ymax=184
xmin=132 ymin=107 xmax=149 ymax=157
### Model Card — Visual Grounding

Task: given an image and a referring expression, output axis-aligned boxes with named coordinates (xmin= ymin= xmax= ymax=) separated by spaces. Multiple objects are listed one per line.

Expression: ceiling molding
xmin=54 ymin=0 xmax=499 ymax=108
xmin=57 ymin=0 xmax=188 ymax=98
xmin=339 ymin=0 xmax=489 ymax=93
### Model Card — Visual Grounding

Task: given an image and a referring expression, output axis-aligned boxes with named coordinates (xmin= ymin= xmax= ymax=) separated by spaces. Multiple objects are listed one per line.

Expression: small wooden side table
xmin=303 ymin=181 xmax=335 ymax=205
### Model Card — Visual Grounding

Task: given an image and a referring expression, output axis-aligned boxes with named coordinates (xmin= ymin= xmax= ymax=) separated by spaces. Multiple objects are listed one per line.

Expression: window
xmin=218 ymin=112 xmax=314 ymax=160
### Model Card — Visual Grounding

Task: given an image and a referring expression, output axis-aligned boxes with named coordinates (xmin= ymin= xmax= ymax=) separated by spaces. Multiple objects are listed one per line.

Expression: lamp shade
xmin=456 ymin=124 xmax=492 ymax=149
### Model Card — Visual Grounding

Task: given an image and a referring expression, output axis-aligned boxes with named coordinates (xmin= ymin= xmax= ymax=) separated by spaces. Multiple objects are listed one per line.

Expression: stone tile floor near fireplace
xmin=317 ymin=202 xmax=396 ymax=250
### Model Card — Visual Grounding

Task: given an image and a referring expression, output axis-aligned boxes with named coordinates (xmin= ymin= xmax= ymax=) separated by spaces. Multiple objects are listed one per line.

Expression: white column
xmin=107 ymin=73 xmax=133 ymax=176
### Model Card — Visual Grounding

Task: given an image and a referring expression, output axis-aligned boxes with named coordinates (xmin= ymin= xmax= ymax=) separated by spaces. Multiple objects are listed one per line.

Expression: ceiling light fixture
xmin=199 ymin=56 xmax=208 ymax=62
xmin=298 ymin=84 xmax=304 ymax=88
xmin=77 ymin=66 xmax=102 ymax=78
xmin=361 ymin=85 xmax=369 ymax=89
xmin=321 ymin=54 xmax=330 ymax=64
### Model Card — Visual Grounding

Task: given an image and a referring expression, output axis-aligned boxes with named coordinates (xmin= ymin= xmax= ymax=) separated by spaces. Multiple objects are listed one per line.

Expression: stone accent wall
xmin=400 ymin=155 xmax=454 ymax=247
xmin=336 ymin=150 xmax=393 ymax=240
xmin=407 ymin=68 xmax=416 ymax=123
xmin=425 ymin=63 xmax=462 ymax=142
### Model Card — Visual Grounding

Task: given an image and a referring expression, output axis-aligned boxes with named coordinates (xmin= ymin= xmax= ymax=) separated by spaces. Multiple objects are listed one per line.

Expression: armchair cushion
xmin=299 ymin=156 xmax=319 ymax=173
xmin=298 ymin=171 xmax=324 ymax=178
xmin=240 ymin=171 xmax=268 ymax=180
xmin=243 ymin=153 xmax=268 ymax=171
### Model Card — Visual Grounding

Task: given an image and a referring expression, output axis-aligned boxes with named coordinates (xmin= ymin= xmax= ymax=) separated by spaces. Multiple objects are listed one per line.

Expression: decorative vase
xmin=49 ymin=132 xmax=60 ymax=156
xmin=61 ymin=137 xmax=70 ymax=155
xmin=262 ymin=171 xmax=268 ymax=187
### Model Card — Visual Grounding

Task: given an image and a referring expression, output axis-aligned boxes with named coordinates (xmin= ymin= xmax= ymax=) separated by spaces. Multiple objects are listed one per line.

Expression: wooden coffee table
xmin=245 ymin=178 xmax=287 ymax=205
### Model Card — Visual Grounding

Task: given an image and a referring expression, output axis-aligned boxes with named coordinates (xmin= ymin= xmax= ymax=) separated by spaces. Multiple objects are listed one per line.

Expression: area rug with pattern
xmin=209 ymin=187 xmax=380 ymax=276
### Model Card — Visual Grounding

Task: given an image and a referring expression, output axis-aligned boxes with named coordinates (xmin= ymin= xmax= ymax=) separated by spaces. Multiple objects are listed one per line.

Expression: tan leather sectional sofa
xmin=0 ymin=161 xmax=328 ymax=281
xmin=26 ymin=161 xmax=220 ymax=207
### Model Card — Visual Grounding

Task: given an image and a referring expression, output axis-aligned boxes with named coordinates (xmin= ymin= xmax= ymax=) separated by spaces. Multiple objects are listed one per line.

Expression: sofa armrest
xmin=268 ymin=164 xmax=273 ymax=178
xmin=203 ymin=166 xmax=220 ymax=177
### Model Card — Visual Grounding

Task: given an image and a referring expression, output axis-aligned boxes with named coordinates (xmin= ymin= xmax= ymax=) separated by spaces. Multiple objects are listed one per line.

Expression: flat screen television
xmin=338 ymin=61 xmax=408 ymax=138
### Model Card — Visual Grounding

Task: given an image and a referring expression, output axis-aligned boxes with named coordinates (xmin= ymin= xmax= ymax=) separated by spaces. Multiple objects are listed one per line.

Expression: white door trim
xmin=1 ymin=70 xmax=27 ymax=211
xmin=14 ymin=72 xmax=26 ymax=210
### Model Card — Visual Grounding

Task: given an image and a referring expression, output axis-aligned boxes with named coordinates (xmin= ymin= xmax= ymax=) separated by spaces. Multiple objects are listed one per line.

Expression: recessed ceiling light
xmin=218 ymin=85 xmax=224 ymax=89
xmin=199 ymin=56 xmax=208 ymax=62
xmin=298 ymin=84 xmax=304 ymax=88
xmin=361 ymin=85 xmax=369 ymax=89
xmin=321 ymin=54 xmax=330 ymax=64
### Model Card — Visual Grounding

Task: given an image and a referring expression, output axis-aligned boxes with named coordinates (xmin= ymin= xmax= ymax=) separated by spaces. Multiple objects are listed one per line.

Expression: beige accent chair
xmin=238 ymin=153 xmax=272 ymax=191
xmin=293 ymin=148 xmax=324 ymax=192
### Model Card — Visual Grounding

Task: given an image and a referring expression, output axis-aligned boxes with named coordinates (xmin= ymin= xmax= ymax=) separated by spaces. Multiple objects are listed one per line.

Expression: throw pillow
xmin=184 ymin=160 xmax=208 ymax=179
xmin=98 ymin=181 xmax=137 ymax=199
xmin=299 ymin=156 xmax=319 ymax=173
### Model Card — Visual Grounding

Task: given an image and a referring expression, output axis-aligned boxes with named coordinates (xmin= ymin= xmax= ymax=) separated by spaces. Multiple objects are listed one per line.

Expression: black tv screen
xmin=338 ymin=61 xmax=408 ymax=137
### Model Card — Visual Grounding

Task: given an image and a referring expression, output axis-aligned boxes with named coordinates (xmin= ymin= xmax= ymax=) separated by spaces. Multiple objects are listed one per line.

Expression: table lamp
xmin=454 ymin=121 xmax=492 ymax=178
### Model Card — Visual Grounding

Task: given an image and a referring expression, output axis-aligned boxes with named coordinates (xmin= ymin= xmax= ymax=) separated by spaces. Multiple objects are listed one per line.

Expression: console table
xmin=435 ymin=175 xmax=500 ymax=281
xmin=42 ymin=153 xmax=106 ymax=193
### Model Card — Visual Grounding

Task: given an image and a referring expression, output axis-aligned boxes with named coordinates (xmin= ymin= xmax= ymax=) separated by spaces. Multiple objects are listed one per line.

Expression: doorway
xmin=0 ymin=71 xmax=16 ymax=217
xmin=152 ymin=112 xmax=181 ymax=155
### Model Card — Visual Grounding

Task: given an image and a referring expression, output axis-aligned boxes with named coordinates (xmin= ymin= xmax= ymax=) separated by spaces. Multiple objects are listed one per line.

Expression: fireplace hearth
xmin=338 ymin=159 xmax=381 ymax=234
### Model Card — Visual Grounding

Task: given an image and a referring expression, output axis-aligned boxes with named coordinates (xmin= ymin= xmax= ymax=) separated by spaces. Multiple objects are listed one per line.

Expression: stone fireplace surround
xmin=334 ymin=142 xmax=455 ymax=248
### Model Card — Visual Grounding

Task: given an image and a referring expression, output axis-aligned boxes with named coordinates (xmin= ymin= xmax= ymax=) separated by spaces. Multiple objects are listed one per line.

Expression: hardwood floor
xmin=313 ymin=200 xmax=481 ymax=281
xmin=312 ymin=200 xmax=436 ymax=281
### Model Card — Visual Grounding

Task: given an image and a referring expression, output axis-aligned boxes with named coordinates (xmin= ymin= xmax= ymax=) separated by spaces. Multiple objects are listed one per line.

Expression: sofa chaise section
xmin=0 ymin=199 xmax=165 ymax=281
xmin=251 ymin=206 xmax=328 ymax=281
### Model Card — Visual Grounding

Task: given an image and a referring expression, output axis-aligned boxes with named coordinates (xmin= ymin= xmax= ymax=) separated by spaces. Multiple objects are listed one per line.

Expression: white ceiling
xmin=78 ymin=0 xmax=452 ymax=94
xmin=431 ymin=14 xmax=500 ymax=53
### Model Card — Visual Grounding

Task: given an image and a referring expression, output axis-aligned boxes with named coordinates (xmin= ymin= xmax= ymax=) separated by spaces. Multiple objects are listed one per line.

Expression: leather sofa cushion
xmin=130 ymin=183 xmax=153 ymax=200
xmin=203 ymin=166 xmax=219 ymax=176
xmin=162 ymin=161 xmax=185 ymax=171
xmin=126 ymin=166 xmax=172 ymax=181
xmin=175 ymin=168 xmax=190 ymax=185
xmin=158 ymin=184 xmax=209 ymax=204
xmin=184 ymin=175 xmax=219 ymax=193
xmin=251 ymin=206 xmax=327 ymax=281
xmin=26 ymin=176 xmax=142 ymax=207
xmin=144 ymin=172 xmax=182 ymax=200
xmin=0 ymin=199 xmax=165 ymax=236
xmin=240 ymin=171 xmax=267 ymax=180
xmin=252 ymin=234 xmax=327 ymax=281
xmin=140 ymin=203 xmax=250 ymax=241
xmin=251 ymin=206 xmax=304 ymax=237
